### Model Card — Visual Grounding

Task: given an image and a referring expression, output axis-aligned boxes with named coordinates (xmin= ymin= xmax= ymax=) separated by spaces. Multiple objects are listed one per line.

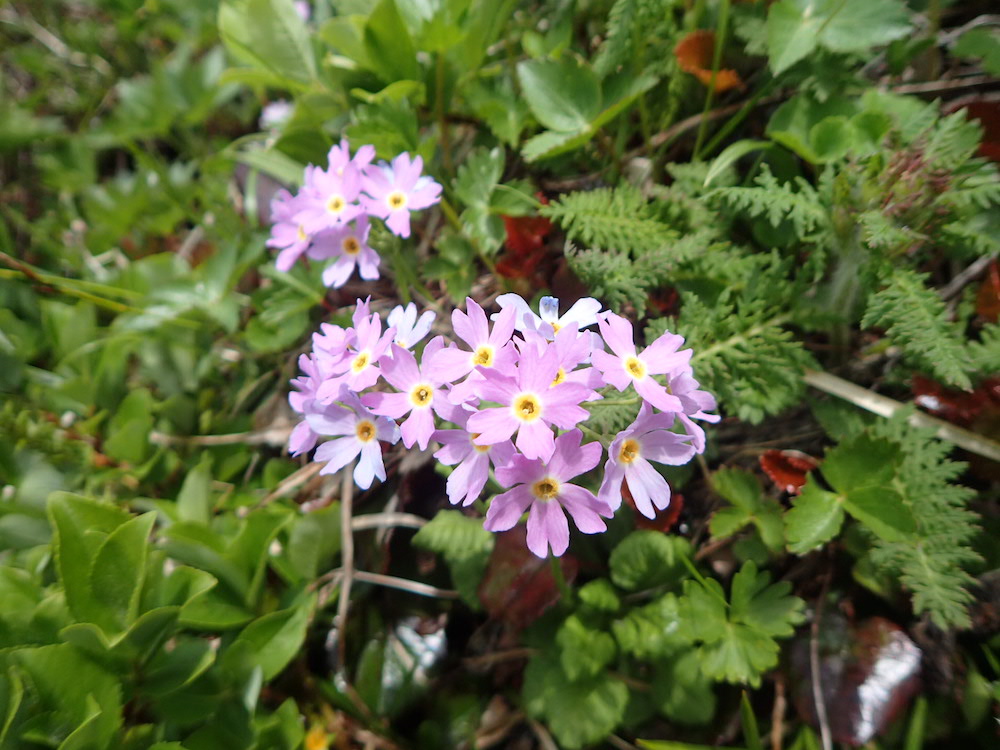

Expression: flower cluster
xmin=267 ymin=140 xmax=442 ymax=288
xmin=289 ymin=295 xmax=718 ymax=557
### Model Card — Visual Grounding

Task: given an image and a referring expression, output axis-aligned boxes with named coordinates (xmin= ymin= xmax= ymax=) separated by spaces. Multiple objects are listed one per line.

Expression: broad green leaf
xmin=710 ymin=468 xmax=785 ymax=552
xmin=729 ymin=561 xmax=804 ymax=638
xmin=610 ymin=531 xmax=690 ymax=591
xmin=577 ymin=579 xmax=621 ymax=614
xmin=90 ymin=512 xmax=157 ymax=632
xmin=767 ymin=95 xmax=857 ymax=164
xmin=235 ymin=145 xmax=306 ymax=187
xmin=612 ymin=594 xmax=686 ymax=660
xmin=523 ymin=652 xmax=629 ymax=749
xmin=144 ymin=636 xmax=217 ymax=695
xmin=821 ymin=435 xmax=899 ymax=491
xmin=229 ymin=594 xmax=316 ymax=680
xmin=809 ymin=116 xmax=853 ymax=162
xmin=556 ymin=615 xmax=617 ymax=680
xmin=651 ymin=651 xmax=716 ymax=726
xmin=767 ymin=0 xmax=911 ymax=75
xmin=287 ymin=503 xmax=341 ymax=580
xmin=364 ymin=0 xmax=419 ymax=83
xmin=177 ymin=457 xmax=214 ymax=525
xmin=219 ymin=0 xmax=317 ymax=85
xmin=784 ymin=481 xmax=844 ymax=554
xmin=517 ymin=59 xmax=600 ymax=133
xmin=48 ymin=494 xmax=130 ymax=625
xmin=843 ymin=486 xmax=916 ymax=542
xmin=954 ymin=28 xmax=1000 ymax=77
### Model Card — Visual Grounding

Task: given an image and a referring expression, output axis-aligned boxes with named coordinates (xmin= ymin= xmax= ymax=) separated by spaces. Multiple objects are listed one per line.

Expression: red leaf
xmin=673 ymin=31 xmax=744 ymax=93
xmin=477 ymin=526 xmax=577 ymax=629
xmin=976 ymin=260 xmax=1000 ymax=323
xmin=622 ymin=480 xmax=685 ymax=532
xmin=760 ymin=449 xmax=819 ymax=494
xmin=911 ymin=374 xmax=982 ymax=426
xmin=497 ymin=197 xmax=553 ymax=280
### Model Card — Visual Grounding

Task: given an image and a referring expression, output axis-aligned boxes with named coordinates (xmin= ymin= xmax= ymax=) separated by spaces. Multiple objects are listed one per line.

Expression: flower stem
xmin=548 ymin=554 xmax=574 ymax=605
xmin=692 ymin=0 xmax=732 ymax=161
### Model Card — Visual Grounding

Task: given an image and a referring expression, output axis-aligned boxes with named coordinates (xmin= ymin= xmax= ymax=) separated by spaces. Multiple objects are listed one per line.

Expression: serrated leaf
xmin=219 ymin=0 xmax=317 ymax=85
xmin=710 ymin=468 xmax=785 ymax=552
xmin=556 ymin=615 xmax=617 ymax=680
xmin=523 ymin=651 xmax=629 ymax=749
xmin=784 ymin=481 xmax=844 ymax=554
xmin=651 ymin=650 xmax=717 ymax=725
xmin=612 ymin=593 xmax=686 ymax=660
xmin=610 ymin=532 xmax=690 ymax=591
xmin=517 ymin=59 xmax=601 ymax=133
xmin=577 ymin=579 xmax=621 ymax=614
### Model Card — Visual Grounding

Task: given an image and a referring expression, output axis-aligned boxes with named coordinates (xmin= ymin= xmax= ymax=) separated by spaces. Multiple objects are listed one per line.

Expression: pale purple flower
xmin=260 ymin=100 xmax=293 ymax=131
xmin=361 ymin=153 xmax=442 ymax=238
xmin=494 ymin=294 xmax=603 ymax=339
xmin=362 ymin=339 xmax=450 ymax=450
xmin=387 ymin=303 xmax=436 ymax=350
xmin=296 ymin=162 xmax=364 ymax=235
xmin=266 ymin=189 xmax=312 ymax=272
xmin=316 ymin=301 xmax=395 ymax=401
xmin=288 ymin=352 xmax=335 ymax=456
xmin=327 ymin=138 xmax=375 ymax=176
xmin=597 ymin=404 xmax=696 ymax=518
xmin=671 ymin=371 xmax=720 ymax=453
xmin=485 ymin=430 xmax=611 ymax=558
xmin=592 ymin=312 xmax=691 ymax=413
xmin=518 ymin=324 xmax=604 ymax=393
xmin=425 ymin=299 xmax=517 ymax=404
xmin=308 ymin=216 xmax=380 ymax=288
xmin=306 ymin=394 xmax=400 ymax=490
xmin=432 ymin=408 xmax=516 ymax=506
xmin=294 ymin=1 xmax=311 ymax=21
xmin=466 ymin=341 xmax=593 ymax=461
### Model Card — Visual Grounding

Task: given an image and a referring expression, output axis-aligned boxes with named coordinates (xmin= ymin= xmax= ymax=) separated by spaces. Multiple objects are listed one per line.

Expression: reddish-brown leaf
xmin=621 ymin=480 xmax=685 ymax=532
xmin=673 ymin=31 xmax=744 ymax=93
xmin=759 ymin=450 xmax=819 ymax=494
xmin=477 ymin=526 xmax=578 ymax=629
xmin=912 ymin=374 xmax=982 ymax=426
xmin=976 ymin=259 xmax=1000 ymax=323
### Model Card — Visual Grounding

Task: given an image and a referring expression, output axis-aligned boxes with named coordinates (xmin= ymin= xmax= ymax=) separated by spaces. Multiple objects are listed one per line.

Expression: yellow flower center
xmin=512 ymin=393 xmax=542 ymax=422
xmin=387 ymin=191 xmax=407 ymax=210
xmin=550 ymin=321 xmax=562 ymax=333
xmin=471 ymin=433 xmax=491 ymax=453
xmin=409 ymin=383 xmax=433 ymax=408
xmin=296 ymin=224 xmax=308 ymax=242
xmin=624 ymin=356 xmax=646 ymax=379
xmin=343 ymin=236 xmax=360 ymax=255
xmin=551 ymin=367 xmax=566 ymax=386
xmin=531 ymin=477 xmax=560 ymax=500
xmin=351 ymin=351 xmax=370 ymax=373
xmin=355 ymin=420 xmax=376 ymax=443
xmin=326 ymin=194 xmax=347 ymax=214
xmin=619 ymin=438 xmax=641 ymax=464
xmin=472 ymin=345 xmax=494 ymax=367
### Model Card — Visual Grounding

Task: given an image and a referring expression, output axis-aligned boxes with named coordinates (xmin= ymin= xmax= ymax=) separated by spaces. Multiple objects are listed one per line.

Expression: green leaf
xmin=709 ymin=468 xmax=785 ymax=552
xmin=954 ymin=28 xmax=1000 ymax=77
xmin=517 ymin=59 xmax=601 ymax=133
xmin=612 ymin=593 xmax=686 ymax=660
xmin=177 ymin=458 xmax=214 ymax=525
xmin=287 ymin=503 xmax=341 ymax=580
xmin=741 ymin=690 xmax=764 ymax=750
xmin=809 ymin=116 xmax=853 ymax=162
xmin=609 ymin=531 xmax=690 ymax=591
xmin=412 ymin=510 xmax=494 ymax=606
xmin=767 ymin=0 xmax=911 ymax=75
xmin=556 ymin=615 xmax=617 ymax=680
xmin=89 ymin=512 xmax=157 ymax=633
xmin=453 ymin=147 xmax=505 ymax=252
xmin=577 ymin=579 xmax=621 ymax=614
xmin=523 ymin=651 xmax=629 ymax=749
xmin=48 ymin=494 xmax=130 ymax=625
xmin=228 ymin=594 xmax=316 ymax=680
xmin=144 ymin=636 xmax=216 ymax=695
xmin=364 ymin=0 xmax=419 ymax=83
xmin=218 ymin=0 xmax=317 ymax=85
xmin=651 ymin=650 xmax=717 ymax=726
xmin=784 ymin=481 xmax=844 ymax=554
xmin=705 ymin=140 xmax=772 ymax=187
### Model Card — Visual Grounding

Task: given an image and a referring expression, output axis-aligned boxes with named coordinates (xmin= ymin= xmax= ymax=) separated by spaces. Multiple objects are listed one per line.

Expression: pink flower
xmin=305 ymin=394 xmax=400 ymax=490
xmin=592 ymin=312 xmax=691 ymax=413
xmin=597 ymin=404 xmax=696 ymax=518
xmin=266 ymin=189 xmax=312 ymax=272
xmin=518 ymin=324 xmax=604 ymax=393
xmin=296 ymin=162 xmax=364 ymax=235
xmin=425 ymin=299 xmax=517 ymax=404
xmin=316 ymin=301 xmax=395 ymax=401
xmin=433 ymin=408 xmax=516 ymax=506
xmin=308 ymin=216 xmax=380 ymax=288
xmin=671 ymin=371 xmax=720 ymax=453
xmin=362 ymin=339 xmax=451 ymax=450
xmin=466 ymin=341 xmax=594 ymax=461
xmin=485 ymin=430 xmax=610 ymax=558
xmin=327 ymin=138 xmax=375 ymax=176
xmin=362 ymin=153 xmax=441 ymax=238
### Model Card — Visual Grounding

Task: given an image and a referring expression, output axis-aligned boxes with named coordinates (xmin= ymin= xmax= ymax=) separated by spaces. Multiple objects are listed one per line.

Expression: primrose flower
xmin=592 ymin=312 xmax=691 ymax=413
xmin=433 ymin=408 xmax=516 ymax=506
xmin=308 ymin=215 xmax=380 ymax=288
xmin=363 ymin=340 xmax=450 ymax=450
xmin=486 ymin=430 xmax=611 ymax=558
xmin=296 ymin=162 xmax=364 ymax=235
xmin=266 ymin=189 xmax=312 ymax=272
xmin=316 ymin=301 xmax=395 ymax=400
xmin=519 ymin=324 xmax=603 ymax=392
xmin=327 ymin=138 xmax=375 ymax=175
xmin=495 ymin=293 xmax=603 ymax=339
xmin=597 ymin=404 xmax=696 ymax=518
xmin=467 ymin=341 xmax=594 ymax=461
xmin=426 ymin=299 xmax=517 ymax=404
xmin=362 ymin=153 xmax=442 ymax=238
xmin=306 ymin=394 xmax=400 ymax=490
xmin=670 ymin=371 xmax=720 ymax=453
xmin=387 ymin=303 xmax=436 ymax=350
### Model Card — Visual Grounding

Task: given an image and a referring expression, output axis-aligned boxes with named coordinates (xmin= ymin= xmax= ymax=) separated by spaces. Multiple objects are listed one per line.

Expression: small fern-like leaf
xmin=861 ymin=269 xmax=973 ymax=389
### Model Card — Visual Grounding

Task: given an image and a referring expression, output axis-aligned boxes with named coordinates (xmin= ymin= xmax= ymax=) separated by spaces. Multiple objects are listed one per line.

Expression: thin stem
xmin=693 ymin=0 xmax=732 ymax=160
xmin=589 ymin=396 xmax=640 ymax=408
xmin=435 ymin=52 xmax=453 ymax=175
xmin=679 ymin=554 xmax=729 ymax=608
xmin=548 ymin=555 xmax=574 ymax=605
xmin=700 ymin=78 xmax=778 ymax=158
xmin=336 ymin=462 xmax=356 ymax=668
xmin=351 ymin=570 xmax=458 ymax=599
